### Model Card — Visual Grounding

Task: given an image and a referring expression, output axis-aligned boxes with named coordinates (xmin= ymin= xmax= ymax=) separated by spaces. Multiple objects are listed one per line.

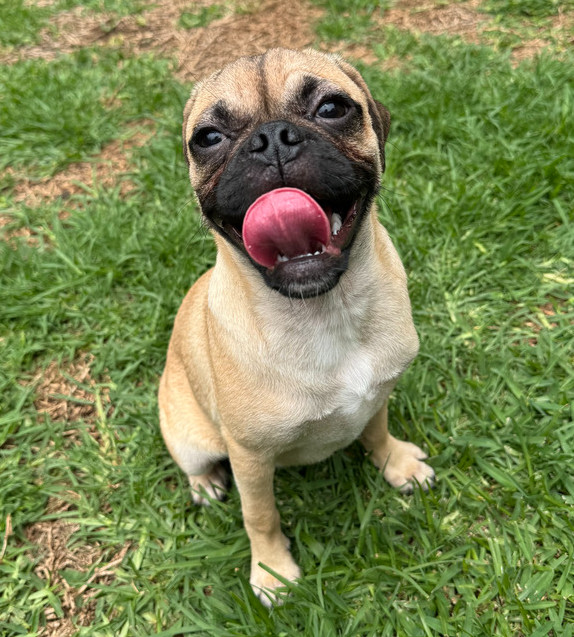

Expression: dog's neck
xmin=207 ymin=210 xmax=389 ymax=367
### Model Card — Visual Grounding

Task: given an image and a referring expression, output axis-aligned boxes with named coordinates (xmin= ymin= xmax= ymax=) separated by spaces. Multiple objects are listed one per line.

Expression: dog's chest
xmin=334 ymin=348 xmax=381 ymax=413
xmin=272 ymin=349 xmax=392 ymax=466
xmin=258 ymin=302 xmax=403 ymax=463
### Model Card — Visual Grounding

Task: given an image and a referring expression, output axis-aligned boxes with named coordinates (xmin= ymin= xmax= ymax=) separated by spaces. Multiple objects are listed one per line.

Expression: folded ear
xmin=374 ymin=100 xmax=391 ymax=145
xmin=333 ymin=58 xmax=391 ymax=172
xmin=370 ymin=100 xmax=391 ymax=172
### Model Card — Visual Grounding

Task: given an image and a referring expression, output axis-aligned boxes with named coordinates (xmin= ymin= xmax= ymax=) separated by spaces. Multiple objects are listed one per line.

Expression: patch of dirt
xmin=0 ymin=214 xmax=40 ymax=246
xmin=325 ymin=41 xmax=407 ymax=70
xmin=26 ymin=497 xmax=129 ymax=637
xmin=27 ymin=0 xmax=58 ymax=7
xmin=174 ymin=0 xmax=322 ymax=81
xmin=509 ymin=11 xmax=574 ymax=64
xmin=31 ymin=353 xmax=111 ymax=424
xmin=6 ymin=120 xmax=154 ymax=208
xmin=510 ymin=38 xmax=552 ymax=63
xmin=2 ymin=0 xmax=323 ymax=80
xmin=1 ymin=6 xmax=113 ymax=64
xmin=381 ymin=0 xmax=488 ymax=43
xmin=380 ymin=0 xmax=574 ymax=63
xmin=326 ymin=42 xmax=380 ymax=65
xmin=1 ymin=120 xmax=153 ymax=245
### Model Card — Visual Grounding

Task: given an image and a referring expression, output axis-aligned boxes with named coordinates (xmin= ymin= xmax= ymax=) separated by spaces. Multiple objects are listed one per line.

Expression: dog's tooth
xmin=277 ymin=249 xmax=325 ymax=263
xmin=331 ymin=213 xmax=342 ymax=236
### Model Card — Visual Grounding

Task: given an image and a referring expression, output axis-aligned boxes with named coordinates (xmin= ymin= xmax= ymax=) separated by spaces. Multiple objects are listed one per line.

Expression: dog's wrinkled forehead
xmin=184 ymin=49 xmax=376 ymax=140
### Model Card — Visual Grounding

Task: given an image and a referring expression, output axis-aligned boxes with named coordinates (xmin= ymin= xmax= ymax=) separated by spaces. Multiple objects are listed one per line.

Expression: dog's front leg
xmin=226 ymin=439 xmax=300 ymax=606
xmin=361 ymin=399 xmax=435 ymax=493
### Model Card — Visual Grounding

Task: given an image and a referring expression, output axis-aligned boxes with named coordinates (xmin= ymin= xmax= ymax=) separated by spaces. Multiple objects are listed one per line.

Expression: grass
xmin=0 ymin=0 xmax=52 ymax=47
xmin=480 ymin=0 xmax=574 ymax=18
xmin=0 ymin=50 xmax=177 ymax=180
xmin=314 ymin=0 xmax=391 ymax=41
xmin=178 ymin=5 xmax=227 ymax=30
xmin=0 ymin=0 xmax=150 ymax=48
xmin=1 ymin=1 xmax=574 ymax=636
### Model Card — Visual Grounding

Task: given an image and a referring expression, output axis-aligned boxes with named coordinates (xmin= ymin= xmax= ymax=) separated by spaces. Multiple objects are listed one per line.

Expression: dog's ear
xmin=373 ymin=100 xmax=391 ymax=146
xmin=368 ymin=100 xmax=391 ymax=172
xmin=333 ymin=58 xmax=391 ymax=172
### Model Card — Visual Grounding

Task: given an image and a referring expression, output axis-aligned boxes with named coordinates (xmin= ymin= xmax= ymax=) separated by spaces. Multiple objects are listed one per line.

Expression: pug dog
xmin=159 ymin=48 xmax=434 ymax=606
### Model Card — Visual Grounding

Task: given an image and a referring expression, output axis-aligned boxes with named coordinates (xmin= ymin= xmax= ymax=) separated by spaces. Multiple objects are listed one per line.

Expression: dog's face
xmin=183 ymin=48 xmax=390 ymax=297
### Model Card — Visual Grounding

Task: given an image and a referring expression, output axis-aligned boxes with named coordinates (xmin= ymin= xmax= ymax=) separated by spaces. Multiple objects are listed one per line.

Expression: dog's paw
xmin=188 ymin=464 xmax=228 ymax=506
xmin=250 ymin=553 xmax=301 ymax=608
xmin=376 ymin=439 xmax=435 ymax=494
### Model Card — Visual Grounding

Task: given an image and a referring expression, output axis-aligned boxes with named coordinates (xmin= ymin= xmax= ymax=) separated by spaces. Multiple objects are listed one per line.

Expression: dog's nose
xmin=248 ymin=121 xmax=304 ymax=165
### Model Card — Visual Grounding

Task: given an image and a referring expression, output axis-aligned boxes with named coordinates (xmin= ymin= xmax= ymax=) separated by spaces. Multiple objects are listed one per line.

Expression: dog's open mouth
xmin=222 ymin=187 xmax=364 ymax=272
xmin=212 ymin=185 xmax=372 ymax=297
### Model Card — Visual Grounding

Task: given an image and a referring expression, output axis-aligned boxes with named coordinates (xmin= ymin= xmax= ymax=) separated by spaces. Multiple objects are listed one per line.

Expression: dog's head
xmin=183 ymin=48 xmax=390 ymax=298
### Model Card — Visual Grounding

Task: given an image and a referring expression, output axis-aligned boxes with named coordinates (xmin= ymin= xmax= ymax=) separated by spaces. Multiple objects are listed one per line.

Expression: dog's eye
xmin=315 ymin=99 xmax=349 ymax=119
xmin=193 ymin=128 xmax=225 ymax=148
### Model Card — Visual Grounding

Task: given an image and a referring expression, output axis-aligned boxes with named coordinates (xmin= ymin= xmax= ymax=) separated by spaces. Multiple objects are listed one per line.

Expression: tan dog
xmin=159 ymin=48 xmax=434 ymax=606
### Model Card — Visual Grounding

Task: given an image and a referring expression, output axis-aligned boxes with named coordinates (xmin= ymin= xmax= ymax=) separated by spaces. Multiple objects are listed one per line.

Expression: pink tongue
xmin=243 ymin=188 xmax=330 ymax=268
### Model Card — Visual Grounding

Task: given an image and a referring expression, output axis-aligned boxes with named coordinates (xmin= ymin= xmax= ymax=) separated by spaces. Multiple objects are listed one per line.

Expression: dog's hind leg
xmin=159 ymin=362 xmax=228 ymax=505
xmin=360 ymin=399 xmax=435 ymax=493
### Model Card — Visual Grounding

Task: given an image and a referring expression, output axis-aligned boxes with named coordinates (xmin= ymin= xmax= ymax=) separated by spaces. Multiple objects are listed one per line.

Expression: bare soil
xmin=174 ymin=0 xmax=322 ymax=81
xmin=3 ymin=0 xmax=323 ymax=81
xmin=7 ymin=120 xmax=154 ymax=209
xmin=31 ymin=353 xmax=111 ymax=424
xmin=382 ymin=0 xmax=488 ymax=43
xmin=0 ymin=213 xmax=40 ymax=245
xmin=23 ymin=354 xmax=122 ymax=635
xmin=380 ymin=0 xmax=574 ymax=64
xmin=26 ymin=495 xmax=129 ymax=637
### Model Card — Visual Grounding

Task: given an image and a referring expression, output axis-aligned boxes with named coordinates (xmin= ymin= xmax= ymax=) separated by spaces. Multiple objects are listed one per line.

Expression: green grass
xmin=55 ymin=0 xmax=151 ymax=15
xmin=0 ymin=0 xmax=150 ymax=48
xmin=1 ymin=2 xmax=574 ymax=636
xmin=178 ymin=4 xmax=227 ymax=30
xmin=476 ymin=0 xmax=574 ymax=54
xmin=0 ymin=0 xmax=52 ymax=47
xmin=480 ymin=0 xmax=574 ymax=18
xmin=0 ymin=49 xmax=178 ymax=181
xmin=313 ymin=0 xmax=391 ymax=42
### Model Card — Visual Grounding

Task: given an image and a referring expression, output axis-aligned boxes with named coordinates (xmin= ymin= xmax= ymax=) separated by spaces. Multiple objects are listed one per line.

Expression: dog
xmin=159 ymin=48 xmax=435 ymax=606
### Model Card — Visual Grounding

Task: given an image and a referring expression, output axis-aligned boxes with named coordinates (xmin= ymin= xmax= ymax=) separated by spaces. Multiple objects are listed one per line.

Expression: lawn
xmin=1 ymin=0 xmax=573 ymax=635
